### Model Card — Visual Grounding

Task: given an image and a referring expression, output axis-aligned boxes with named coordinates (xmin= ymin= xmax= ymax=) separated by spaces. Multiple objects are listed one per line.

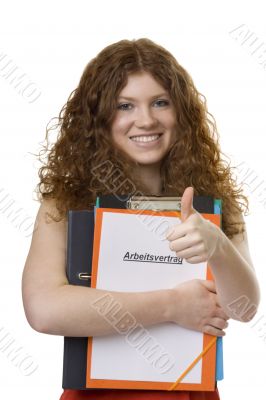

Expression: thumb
xmin=181 ymin=186 xmax=196 ymax=222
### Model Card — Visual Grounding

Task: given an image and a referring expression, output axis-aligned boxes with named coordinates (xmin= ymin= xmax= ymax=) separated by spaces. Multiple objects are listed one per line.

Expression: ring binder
xmin=78 ymin=273 xmax=91 ymax=280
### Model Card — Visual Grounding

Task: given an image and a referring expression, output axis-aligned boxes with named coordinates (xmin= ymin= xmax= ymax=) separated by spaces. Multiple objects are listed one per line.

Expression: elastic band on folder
xmin=168 ymin=336 xmax=217 ymax=391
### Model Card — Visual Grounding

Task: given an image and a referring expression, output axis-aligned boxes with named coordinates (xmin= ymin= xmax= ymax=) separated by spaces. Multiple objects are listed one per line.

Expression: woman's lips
xmin=130 ymin=133 xmax=162 ymax=143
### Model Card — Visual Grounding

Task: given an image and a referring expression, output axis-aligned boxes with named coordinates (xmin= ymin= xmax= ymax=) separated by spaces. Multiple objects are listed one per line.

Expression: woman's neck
xmin=135 ymin=163 xmax=162 ymax=196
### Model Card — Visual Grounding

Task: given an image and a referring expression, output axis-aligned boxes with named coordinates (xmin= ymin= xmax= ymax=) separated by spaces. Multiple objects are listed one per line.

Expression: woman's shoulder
xmin=36 ymin=198 xmax=67 ymax=225
xmin=26 ymin=197 xmax=68 ymax=261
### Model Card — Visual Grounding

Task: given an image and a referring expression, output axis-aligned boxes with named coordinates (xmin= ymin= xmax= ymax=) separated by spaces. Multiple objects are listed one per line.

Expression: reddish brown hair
xmin=35 ymin=38 xmax=249 ymax=239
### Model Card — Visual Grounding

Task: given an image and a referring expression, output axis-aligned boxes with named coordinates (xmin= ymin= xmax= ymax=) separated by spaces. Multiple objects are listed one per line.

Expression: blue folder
xmin=214 ymin=199 xmax=224 ymax=381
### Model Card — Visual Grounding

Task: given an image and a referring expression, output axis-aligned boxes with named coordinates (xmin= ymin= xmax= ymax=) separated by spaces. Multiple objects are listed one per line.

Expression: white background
xmin=0 ymin=0 xmax=265 ymax=399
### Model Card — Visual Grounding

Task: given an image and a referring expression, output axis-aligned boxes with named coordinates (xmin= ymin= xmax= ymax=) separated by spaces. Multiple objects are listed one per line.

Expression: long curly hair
xmin=35 ymin=37 xmax=249 ymax=239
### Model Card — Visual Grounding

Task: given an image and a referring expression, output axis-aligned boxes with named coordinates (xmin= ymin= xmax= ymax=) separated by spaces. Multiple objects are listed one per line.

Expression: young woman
xmin=22 ymin=38 xmax=260 ymax=400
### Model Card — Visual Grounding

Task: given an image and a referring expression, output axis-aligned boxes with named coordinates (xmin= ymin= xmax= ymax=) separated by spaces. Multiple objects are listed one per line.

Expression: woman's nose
xmin=134 ymin=107 xmax=158 ymax=129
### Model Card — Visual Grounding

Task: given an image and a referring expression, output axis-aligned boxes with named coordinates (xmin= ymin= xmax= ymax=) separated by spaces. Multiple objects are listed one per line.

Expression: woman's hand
xmin=165 ymin=187 xmax=221 ymax=264
xmin=169 ymin=279 xmax=229 ymax=336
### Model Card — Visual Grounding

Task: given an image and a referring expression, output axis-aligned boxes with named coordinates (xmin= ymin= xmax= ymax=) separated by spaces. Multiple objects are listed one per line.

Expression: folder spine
xmin=62 ymin=210 xmax=95 ymax=389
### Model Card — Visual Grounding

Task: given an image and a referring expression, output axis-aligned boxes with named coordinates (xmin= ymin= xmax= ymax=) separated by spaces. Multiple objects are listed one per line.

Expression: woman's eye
xmin=117 ymin=103 xmax=132 ymax=111
xmin=117 ymin=99 xmax=169 ymax=111
xmin=154 ymin=99 xmax=169 ymax=107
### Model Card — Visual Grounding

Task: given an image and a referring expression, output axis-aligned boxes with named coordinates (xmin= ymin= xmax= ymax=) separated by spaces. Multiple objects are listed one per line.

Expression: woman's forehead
xmin=118 ymin=72 xmax=169 ymax=99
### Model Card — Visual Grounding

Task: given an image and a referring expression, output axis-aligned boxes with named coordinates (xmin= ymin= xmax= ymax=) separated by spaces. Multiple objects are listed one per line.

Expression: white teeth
xmin=130 ymin=135 xmax=160 ymax=142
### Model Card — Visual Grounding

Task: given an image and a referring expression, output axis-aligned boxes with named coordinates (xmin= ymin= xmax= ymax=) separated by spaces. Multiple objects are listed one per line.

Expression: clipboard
xmin=85 ymin=196 xmax=221 ymax=391
xmin=62 ymin=194 xmax=223 ymax=390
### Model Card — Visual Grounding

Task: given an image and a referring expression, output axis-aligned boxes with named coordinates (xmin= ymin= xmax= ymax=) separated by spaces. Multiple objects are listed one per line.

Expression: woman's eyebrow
xmin=118 ymin=93 xmax=169 ymax=101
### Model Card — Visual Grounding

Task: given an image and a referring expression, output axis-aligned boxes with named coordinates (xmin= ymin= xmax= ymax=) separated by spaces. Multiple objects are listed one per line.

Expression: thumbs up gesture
xmin=165 ymin=187 xmax=220 ymax=264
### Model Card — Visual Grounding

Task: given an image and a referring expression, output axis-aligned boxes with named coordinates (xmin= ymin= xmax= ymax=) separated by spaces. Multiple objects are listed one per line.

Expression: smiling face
xmin=110 ymin=71 xmax=178 ymax=171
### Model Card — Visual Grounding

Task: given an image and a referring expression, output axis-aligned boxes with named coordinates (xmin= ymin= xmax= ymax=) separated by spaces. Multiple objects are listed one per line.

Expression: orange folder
xmin=86 ymin=208 xmax=220 ymax=391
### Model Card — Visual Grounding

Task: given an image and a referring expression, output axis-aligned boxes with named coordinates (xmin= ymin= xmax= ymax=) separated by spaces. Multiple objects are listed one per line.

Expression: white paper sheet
xmin=91 ymin=210 xmax=208 ymax=384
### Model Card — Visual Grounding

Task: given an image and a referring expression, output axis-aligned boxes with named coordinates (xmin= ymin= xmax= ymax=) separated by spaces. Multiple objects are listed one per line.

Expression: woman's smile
xmin=129 ymin=133 xmax=163 ymax=146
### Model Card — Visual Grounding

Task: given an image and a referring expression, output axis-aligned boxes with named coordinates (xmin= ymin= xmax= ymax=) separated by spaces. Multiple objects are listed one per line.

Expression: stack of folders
xmin=62 ymin=194 xmax=224 ymax=392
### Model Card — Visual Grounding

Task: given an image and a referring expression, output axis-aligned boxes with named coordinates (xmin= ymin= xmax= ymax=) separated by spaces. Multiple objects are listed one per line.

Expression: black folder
xmin=62 ymin=194 xmax=216 ymax=389
xmin=62 ymin=210 xmax=94 ymax=390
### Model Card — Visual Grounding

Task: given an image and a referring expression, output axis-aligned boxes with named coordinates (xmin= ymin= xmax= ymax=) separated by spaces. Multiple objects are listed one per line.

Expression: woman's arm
xmin=22 ymin=199 xmax=228 ymax=337
xmin=165 ymin=187 xmax=260 ymax=323
xmin=208 ymin=213 xmax=260 ymax=322
xmin=21 ymin=199 xmax=173 ymax=337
